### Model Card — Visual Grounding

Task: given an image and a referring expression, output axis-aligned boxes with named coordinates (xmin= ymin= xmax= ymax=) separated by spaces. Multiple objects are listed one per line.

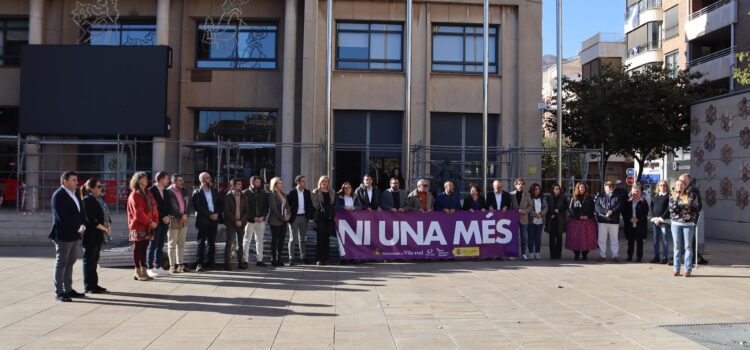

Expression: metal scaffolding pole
xmin=556 ymin=0 xmax=563 ymax=187
xmin=482 ymin=0 xmax=489 ymax=191
xmin=405 ymin=0 xmax=413 ymax=189
xmin=325 ymin=0 xmax=333 ymax=176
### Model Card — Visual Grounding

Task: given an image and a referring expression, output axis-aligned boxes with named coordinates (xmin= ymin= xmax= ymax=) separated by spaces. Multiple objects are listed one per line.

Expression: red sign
xmin=626 ymin=176 xmax=635 ymax=185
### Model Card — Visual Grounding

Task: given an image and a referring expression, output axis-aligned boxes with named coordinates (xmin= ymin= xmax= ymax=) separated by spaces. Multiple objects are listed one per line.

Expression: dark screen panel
xmin=19 ymin=45 xmax=168 ymax=136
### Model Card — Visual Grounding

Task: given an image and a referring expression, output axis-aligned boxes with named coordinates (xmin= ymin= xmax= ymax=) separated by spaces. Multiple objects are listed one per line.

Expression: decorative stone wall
xmin=691 ymin=90 xmax=750 ymax=242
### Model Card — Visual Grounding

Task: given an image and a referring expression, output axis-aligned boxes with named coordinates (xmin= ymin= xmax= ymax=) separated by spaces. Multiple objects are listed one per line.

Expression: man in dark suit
xmin=192 ymin=172 xmax=222 ymax=271
xmin=354 ymin=174 xmax=381 ymax=211
xmin=286 ymin=175 xmax=313 ymax=265
xmin=146 ymin=171 xmax=173 ymax=278
xmin=224 ymin=178 xmax=249 ymax=270
xmin=49 ymin=171 xmax=87 ymax=302
xmin=485 ymin=179 xmax=511 ymax=212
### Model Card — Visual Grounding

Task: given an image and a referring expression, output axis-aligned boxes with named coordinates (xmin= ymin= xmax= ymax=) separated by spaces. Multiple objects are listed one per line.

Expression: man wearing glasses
xmin=407 ymin=178 xmax=434 ymax=213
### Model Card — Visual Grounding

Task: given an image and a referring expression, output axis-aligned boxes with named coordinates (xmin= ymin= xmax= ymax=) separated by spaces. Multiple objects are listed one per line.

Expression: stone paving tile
xmin=1 ymin=242 xmax=750 ymax=349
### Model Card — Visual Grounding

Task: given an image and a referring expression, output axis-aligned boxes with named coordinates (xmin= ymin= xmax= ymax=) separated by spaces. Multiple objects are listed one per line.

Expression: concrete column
xmin=281 ymin=0 xmax=297 ymax=183
xmin=152 ymin=0 xmax=170 ymax=173
xmin=24 ymin=0 xmax=44 ymax=211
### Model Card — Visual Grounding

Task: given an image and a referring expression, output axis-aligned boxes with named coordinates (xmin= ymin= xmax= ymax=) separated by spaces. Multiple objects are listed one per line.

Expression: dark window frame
xmin=0 ymin=18 xmax=29 ymax=67
xmin=431 ymin=23 xmax=499 ymax=74
xmin=195 ymin=21 xmax=279 ymax=70
xmin=194 ymin=109 xmax=279 ymax=143
xmin=335 ymin=21 xmax=404 ymax=72
xmin=81 ymin=19 xmax=157 ymax=46
xmin=665 ymin=50 xmax=679 ymax=78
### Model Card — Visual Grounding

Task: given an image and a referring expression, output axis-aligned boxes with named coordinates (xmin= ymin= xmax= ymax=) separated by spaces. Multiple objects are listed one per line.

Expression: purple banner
xmin=335 ymin=209 xmax=520 ymax=260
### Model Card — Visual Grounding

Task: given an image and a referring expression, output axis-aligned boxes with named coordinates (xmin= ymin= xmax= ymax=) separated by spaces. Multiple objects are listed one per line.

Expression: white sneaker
xmin=155 ymin=267 xmax=169 ymax=275
xmin=521 ymin=254 xmax=529 ymax=261
xmin=146 ymin=269 xmax=159 ymax=278
xmin=535 ymin=253 xmax=541 ymax=260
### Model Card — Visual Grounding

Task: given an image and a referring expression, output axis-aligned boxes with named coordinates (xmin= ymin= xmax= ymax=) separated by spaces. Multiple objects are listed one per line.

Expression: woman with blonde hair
xmin=649 ymin=179 xmax=671 ymax=264
xmin=669 ymin=179 xmax=700 ymax=277
xmin=565 ymin=182 xmax=597 ymax=261
xmin=267 ymin=177 xmax=290 ymax=267
xmin=127 ymin=172 xmax=159 ymax=281
xmin=312 ymin=175 xmax=336 ymax=265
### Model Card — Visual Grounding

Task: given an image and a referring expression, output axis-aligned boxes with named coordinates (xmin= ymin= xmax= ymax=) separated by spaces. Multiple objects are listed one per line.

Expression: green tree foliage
xmin=557 ymin=64 xmax=714 ymax=185
xmin=734 ymin=11 xmax=750 ymax=85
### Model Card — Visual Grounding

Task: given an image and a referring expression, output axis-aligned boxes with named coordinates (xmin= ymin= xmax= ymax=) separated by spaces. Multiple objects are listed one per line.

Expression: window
xmin=196 ymin=23 xmax=277 ymax=69
xmin=336 ymin=22 xmax=403 ymax=71
xmin=0 ymin=19 xmax=28 ymax=66
xmin=664 ymin=5 xmax=679 ymax=40
xmin=430 ymin=113 xmax=499 ymax=190
xmin=432 ymin=24 xmax=498 ymax=73
xmin=627 ymin=22 xmax=661 ymax=57
xmin=85 ymin=22 xmax=157 ymax=46
xmin=195 ymin=110 xmax=276 ymax=142
xmin=665 ymin=50 xmax=679 ymax=77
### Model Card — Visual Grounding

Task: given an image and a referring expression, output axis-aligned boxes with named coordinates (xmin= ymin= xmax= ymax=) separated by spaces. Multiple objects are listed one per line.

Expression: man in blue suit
xmin=435 ymin=180 xmax=461 ymax=214
xmin=49 ymin=171 xmax=87 ymax=302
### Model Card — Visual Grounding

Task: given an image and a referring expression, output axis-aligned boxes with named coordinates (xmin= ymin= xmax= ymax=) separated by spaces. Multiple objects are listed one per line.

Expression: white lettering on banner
xmin=380 ymin=221 xmax=398 ymax=246
xmin=339 ymin=217 xmax=514 ymax=246
xmin=495 ymin=219 xmax=513 ymax=244
xmin=400 ymin=222 xmax=424 ymax=245
xmin=425 ymin=222 xmax=447 ymax=245
xmin=454 ymin=221 xmax=481 ymax=245
xmin=339 ymin=220 xmax=363 ymax=245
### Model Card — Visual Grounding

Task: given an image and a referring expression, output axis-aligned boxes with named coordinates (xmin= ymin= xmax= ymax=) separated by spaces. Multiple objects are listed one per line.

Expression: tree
xmin=558 ymin=65 xmax=714 ymax=187
xmin=735 ymin=11 xmax=750 ymax=85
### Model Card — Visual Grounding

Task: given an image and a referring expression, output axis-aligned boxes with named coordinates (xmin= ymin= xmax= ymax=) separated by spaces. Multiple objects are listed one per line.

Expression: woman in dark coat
xmin=545 ymin=184 xmax=568 ymax=259
xmin=81 ymin=178 xmax=111 ymax=293
xmin=312 ymin=175 xmax=336 ymax=265
xmin=462 ymin=184 xmax=486 ymax=211
xmin=623 ymin=185 xmax=649 ymax=262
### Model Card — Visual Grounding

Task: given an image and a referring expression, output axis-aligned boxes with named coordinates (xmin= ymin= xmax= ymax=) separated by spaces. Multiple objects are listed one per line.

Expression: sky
xmin=542 ymin=0 xmax=625 ymax=58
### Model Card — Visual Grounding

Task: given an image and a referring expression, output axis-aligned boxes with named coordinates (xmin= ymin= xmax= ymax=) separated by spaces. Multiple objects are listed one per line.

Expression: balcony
xmin=685 ymin=0 xmax=737 ymax=41
xmin=580 ymin=33 xmax=626 ymax=65
xmin=625 ymin=40 xmax=662 ymax=69
xmin=688 ymin=46 xmax=736 ymax=81
xmin=625 ymin=0 xmax=663 ymax=33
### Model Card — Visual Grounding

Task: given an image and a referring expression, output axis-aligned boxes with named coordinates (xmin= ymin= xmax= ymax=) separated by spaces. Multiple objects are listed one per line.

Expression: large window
xmin=665 ymin=50 xmax=679 ymax=77
xmin=627 ymin=22 xmax=661 ymax=57
xmin=0 ymin=19 xmax=28 ymax=66
xmin=432 ymin=24 xmax=498 ymax=73
xmin=85 ymin=22 xmax=157 ymax=46
xmin=430 ymin=113 xmax=499 ymax=191
xmin=196 ymin=23 xmax=277 ymax=69
xmin=336 ymin=22 xmax=403 ymax=71
xmin=663 ymin=5 xmax=679 ymax=40
xmin=195 ymin=110 xmax=276 ymax=142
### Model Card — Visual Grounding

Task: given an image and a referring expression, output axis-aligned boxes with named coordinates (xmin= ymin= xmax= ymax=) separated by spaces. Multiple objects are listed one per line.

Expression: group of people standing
xmin=48 ymin=168 xmax=704 ymax=302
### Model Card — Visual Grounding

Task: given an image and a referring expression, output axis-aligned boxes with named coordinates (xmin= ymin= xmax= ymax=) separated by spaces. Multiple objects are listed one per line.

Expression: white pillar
xmin=152 ymin=0 xmax=170 ymax=173
xmin=24 ymin=0 xmax=44 ymax=211
xmin=281 ymin=0 xmax=297 ymax=182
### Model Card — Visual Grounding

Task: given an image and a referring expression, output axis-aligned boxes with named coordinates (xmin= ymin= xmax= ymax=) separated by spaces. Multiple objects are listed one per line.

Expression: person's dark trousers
xmin=573 ymin=250 xmax=589 ymax=260
xmin=316 ymin=221 xmax=333 ymax=263
xmin=146 ymin=223 xmax=169 ymax=269
xmin=196 ymin=222 xmax=218 ymax=267
xmin=270 ymin=224 xmax=286 ymax=263
xmin=82 ymin=243 xmax=101 ymax=291
xmin=225 ymin=225 xmax=245 ymax=266
xmin=548 ymin=229 xmax=563 ymax=259
xmin=53 ymin=240 xmax=80 ymax=297
xmin=627 ymin=239 xmax=644 ymax=261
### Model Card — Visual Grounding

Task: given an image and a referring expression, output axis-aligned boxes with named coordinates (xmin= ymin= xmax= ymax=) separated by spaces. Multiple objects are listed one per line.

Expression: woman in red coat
xmin=127 ymin=171 xmax=159 ymax=281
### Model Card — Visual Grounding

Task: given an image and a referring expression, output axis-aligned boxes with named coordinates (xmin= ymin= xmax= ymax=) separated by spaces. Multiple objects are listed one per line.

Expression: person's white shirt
xmin=494 ymin=192 xmax=503 ymax=209
xmin=297 ymin=188 xmax=305 ymax=215
xmin=203 ymin=188 xmax=214 ymax=212
xmin=366 ymin=187 xmax=373 ymax=202
xmin=344 ymin=196 xmax=354 ymax=208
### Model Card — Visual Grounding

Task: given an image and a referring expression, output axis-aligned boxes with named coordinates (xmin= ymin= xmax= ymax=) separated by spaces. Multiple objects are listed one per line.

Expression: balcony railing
xmin=688 ymin=46 xmax=736 ymax=68
xmin=689 ymin=0 xmax=732 ymax=21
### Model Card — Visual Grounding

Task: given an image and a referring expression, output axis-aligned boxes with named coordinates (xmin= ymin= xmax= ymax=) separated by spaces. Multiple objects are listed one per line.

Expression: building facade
xmin=0 ymin=0 xmax=542 ymax=211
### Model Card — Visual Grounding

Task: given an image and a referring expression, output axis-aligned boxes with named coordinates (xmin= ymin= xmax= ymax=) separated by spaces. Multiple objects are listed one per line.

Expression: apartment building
xmin=0 ymin=0 xmax=542 ymax=211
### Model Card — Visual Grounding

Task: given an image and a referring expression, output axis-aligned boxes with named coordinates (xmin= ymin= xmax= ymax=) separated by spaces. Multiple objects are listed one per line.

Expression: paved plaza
xmin=0 ymin=239 xmax=748 ymax=350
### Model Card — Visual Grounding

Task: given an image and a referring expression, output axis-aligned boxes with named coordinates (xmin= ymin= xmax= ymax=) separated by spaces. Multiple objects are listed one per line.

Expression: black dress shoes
xmin=67 ymin=290 xmax=86 ymax=298
xmin=56 ymin=294 xmax=72 ymax=302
